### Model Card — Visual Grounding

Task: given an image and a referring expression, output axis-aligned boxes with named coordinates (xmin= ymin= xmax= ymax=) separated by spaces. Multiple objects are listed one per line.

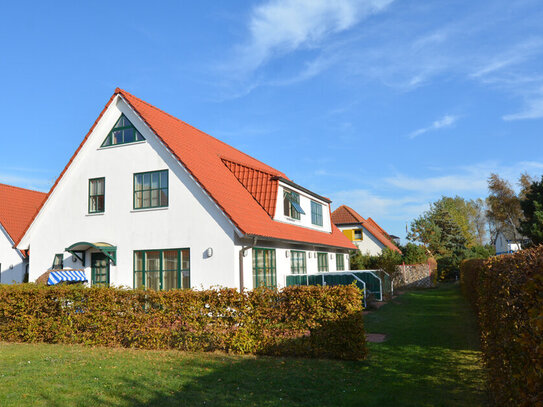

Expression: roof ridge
xmin=343 ymin=205 xmax=365 ymax=223
xmin=116 ymin=88 xmax=285 ymax=177
xmin=0 ymin=183 xmax=47 ymax=196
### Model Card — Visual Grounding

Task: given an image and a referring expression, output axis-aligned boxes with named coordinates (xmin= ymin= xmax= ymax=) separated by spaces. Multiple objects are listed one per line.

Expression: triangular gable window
xmin=101 ymin=114 xmax=145 ymax=147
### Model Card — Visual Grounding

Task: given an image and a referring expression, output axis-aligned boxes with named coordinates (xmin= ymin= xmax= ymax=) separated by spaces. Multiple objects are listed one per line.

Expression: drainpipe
xmin=239 ymin=236 xmax=258 ymax=292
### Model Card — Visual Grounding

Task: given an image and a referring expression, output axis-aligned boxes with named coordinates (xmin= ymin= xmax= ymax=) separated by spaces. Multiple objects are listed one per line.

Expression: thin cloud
xmin=233 ymin=0 xmax=393 ymax=75
xmin=503 ymin=95 xmax=543 ymax=120
xmin=408 ymin=115 xmax=458 ymax=139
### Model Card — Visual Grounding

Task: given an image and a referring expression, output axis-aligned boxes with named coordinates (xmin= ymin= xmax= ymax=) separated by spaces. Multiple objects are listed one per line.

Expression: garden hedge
xmin=460 ymin=247 xmax=543 ymax=406
xmin=0 ymin=284 xmax=367 ymax=361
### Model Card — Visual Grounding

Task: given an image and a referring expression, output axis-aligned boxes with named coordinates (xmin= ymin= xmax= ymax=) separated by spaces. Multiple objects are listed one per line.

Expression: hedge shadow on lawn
xmin=30 ymin=284 xmax=484 ymax=407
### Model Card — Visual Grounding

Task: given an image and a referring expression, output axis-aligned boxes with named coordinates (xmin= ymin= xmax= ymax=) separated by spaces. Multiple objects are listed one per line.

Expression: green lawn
xmin=0 ymin=283 xmax=486 ymax=407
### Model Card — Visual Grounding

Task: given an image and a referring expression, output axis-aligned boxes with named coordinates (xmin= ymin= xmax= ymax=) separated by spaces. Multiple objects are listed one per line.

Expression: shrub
xmin=0 ymin=284 xmax=367 ymax=361
xmin=459 ymin=247 xmax=543 ymax=406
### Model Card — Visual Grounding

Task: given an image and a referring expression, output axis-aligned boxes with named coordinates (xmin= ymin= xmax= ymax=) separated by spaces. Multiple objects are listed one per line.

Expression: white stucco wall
xmin=19 ymin=96 xmax=240 ymax=289
xmin=0 ymin=224 xmax=26 ymax=284
xmin=273 ymin=182 xmax=332 ymax=233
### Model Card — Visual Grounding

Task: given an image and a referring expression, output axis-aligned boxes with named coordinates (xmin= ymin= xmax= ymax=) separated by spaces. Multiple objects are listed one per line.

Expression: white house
xmin=494 ymin=231 xmax=524 ymax=255
xmin=0 ymin=183 xmax=46 ymax=284
xmin=16 ymin=88 xmax=355 ymax=290
xmin=331 ymin=205 xmax=401 ymax=256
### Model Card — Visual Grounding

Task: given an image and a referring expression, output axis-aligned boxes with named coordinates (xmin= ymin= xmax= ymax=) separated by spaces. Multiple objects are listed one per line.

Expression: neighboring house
xmin=494 ymin=231 xmax=526 ymax=255
xmin=16 ymin=88 xmax=355 ymax=290
xmin=0 ymin=183 xmax=46 ymax=284
xmin=331 ymin=205 xmax=401 ymax=256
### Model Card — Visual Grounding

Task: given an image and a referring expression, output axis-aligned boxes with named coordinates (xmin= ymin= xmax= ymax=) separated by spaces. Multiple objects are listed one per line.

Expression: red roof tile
xmin=0 ymin=183 xmax=46 ymax=245
xmin=18 ymin=89 xmax=355 ymax=250
xmin=223 ymin=159 xmax=278 ymax=216
xmin=331 ymin=205 xmax=400 ymax=253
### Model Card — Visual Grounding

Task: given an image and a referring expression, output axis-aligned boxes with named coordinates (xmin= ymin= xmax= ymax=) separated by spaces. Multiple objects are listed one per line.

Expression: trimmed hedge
xmin=0 ymin=284 xmax=367 ymax=361
xmin=460 ymin=248 xmax=543 ymax=406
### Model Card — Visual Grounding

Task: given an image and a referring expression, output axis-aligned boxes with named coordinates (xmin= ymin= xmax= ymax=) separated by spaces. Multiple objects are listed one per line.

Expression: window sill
xmin=98 ymin=140 xmax=146 ymax=150
xmin=131 ymin=206 xmax=169 ymax=213
xmin=86 ymin=212 xmax=105 ymax=217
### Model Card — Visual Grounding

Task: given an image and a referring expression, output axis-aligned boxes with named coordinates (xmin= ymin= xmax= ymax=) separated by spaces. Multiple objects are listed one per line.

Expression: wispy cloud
xmin=503 ymin=93 xmax=543 ymax=120
xmin=234 ymin=0 xmax=393 ymax=75
xmin=408 ymin=115 xmax=458 ymax=139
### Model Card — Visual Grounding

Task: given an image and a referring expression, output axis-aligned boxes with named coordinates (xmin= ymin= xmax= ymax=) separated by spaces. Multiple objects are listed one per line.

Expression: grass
xmin=0 ymin=283 xmax=486 ymax=406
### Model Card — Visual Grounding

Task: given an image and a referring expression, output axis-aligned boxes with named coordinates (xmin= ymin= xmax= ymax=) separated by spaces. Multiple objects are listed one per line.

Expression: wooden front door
xmin=91 ymin=252 xmax=109 ymax=286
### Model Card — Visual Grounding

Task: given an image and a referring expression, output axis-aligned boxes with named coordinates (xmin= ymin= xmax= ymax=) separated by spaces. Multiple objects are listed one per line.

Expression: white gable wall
xmin=336 ymin=224 xmax=386 ymax=256
xmin=20 ymin=96 xmax=240 ymax=289
xmin=0 ymin=224 xmax=26 ymax=284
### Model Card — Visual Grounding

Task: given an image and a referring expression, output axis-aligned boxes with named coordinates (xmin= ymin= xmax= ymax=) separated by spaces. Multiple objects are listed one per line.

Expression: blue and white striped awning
xmin=47 ymin=269 xmax=88 ymax=285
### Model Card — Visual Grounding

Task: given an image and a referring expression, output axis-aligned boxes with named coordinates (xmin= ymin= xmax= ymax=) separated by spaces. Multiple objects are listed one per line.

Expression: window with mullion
xmin=134 ymin=170 xmax=168 ymax=209
xmin=252 ymin=248 xmax=276 ymax=288
xmin=89 ymin=178 xmax=105 ymax=213
xmin=317 ymin=252 xmax=329 ymax=272
xmin=290 ymin=250 xmax=306 ymax=274
xmin=101 ymin=114 xmax=145 ymax=147
xmin=283 ymin=189 xmax=301 ymax=220
xmin=134 ymin=248 xmax=190 ymax=291
xmin=336 ymin=253 xmax=345 ymax=271
xmin=311 ymin=201 xmax=323 ymax=226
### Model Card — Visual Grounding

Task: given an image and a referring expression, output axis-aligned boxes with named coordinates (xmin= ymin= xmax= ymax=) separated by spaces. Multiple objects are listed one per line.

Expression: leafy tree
xmin=520 ymin=176 xmax=543 ymax=245
xmin=408 ymin=200 xmax=469 ymax=258
xmin=486 ymin=173 xmax=523 ymax=244
xmin=400 ymin=242 xmax=429 ymax=264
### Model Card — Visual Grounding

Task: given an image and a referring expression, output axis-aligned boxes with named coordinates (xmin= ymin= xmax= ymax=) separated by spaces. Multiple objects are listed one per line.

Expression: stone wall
xmin=394 ymin=259 xmax=437 ymax=289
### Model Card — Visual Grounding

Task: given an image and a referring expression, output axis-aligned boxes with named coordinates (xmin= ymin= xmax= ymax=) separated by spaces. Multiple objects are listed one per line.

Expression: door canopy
xmin=65 ymin=242 xmax=117 ymax=265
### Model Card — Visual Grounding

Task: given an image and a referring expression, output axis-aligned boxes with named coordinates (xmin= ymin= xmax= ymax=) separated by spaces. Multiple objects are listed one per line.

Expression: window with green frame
xmin=101 ymin=114 xmax=145 ymax=147
xmin=52 ymin=254 xmax=63 ymax=269
xmin=253 ymin=248 xmax=276 ymax=288
xmin=283 ymin=189 xmax=304 ymax=220
xmin=134 ymin=248 xmax=190 ymax=291
xmin=317 ymin=252 xmax=328 ymax=272
xmin=88 ymin=178 xmax=105 ymax=213
xmin=336 ymin=253 xmax=345 ymax=271
xmin=290 ymin=250 xmax=306 ymax=274
xmin=311 ymin=201 xmax=323 ymax=226
xmin=134 ymin=170 xmax=168 ymax=209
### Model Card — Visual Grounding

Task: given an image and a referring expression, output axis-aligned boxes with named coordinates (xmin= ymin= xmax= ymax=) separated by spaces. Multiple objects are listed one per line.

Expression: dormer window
xmin=283 ymin=189 xmax=304 ymax=220
xmin=101 ymin=114 xmax=145 ymax=147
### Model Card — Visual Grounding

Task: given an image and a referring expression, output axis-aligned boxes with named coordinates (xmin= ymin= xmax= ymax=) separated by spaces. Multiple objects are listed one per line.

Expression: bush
xmin=459 ymin=247 xmax=543 ymax=406
xmin=0 ymin=284 xmax=367 ymax=361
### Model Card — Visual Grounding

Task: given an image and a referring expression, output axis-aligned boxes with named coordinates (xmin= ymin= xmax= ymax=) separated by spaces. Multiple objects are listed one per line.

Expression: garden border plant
xmin=0 ymin=284 xmax=367 ymax=361
xmin=460 ymin=247 xmax=543 ymax=406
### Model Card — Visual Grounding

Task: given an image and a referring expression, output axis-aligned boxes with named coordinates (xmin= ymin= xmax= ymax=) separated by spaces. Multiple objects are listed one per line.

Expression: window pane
xmin=102 ymin=136 xmax=112 ymax=146
xmin=142 ymin=190 xmax=151 ymax=208
xmin=163 ymin=250 xmax=178 ymax=271
xmin=96 ymin=179 xmax=104 ymax=195
xmin=123 ymin=128 xmax=135 ymax=143
xmin=180 ymin=249 xmax=190 ymax=270
xmin=151 ymin=172 xmax=159 ymax=189
xmin=134 ymin=191 xmax=143 ymax=209
xmin=160 ymin=189 xmax=168 ymax=206
xmin=160 ymin=171 xmax=168 ymax=187
xmin=143 ymin=173 xmax=151 ymax=188
xmin=146 ymin=272 xmax=160 ymax=291
xmin=134 ymin=271 xmax=143 ymax=288
xmin=151 ymin=189 xmax=159 ymax=207
xmin=96 ymin=196 xmax=105 ymax=212
xmin=163 ymin=270 xmax=177 ymax=291
xmin=135 ymin=252 xmax=143 ymax=271
xmin=135 ymin=131 xmax=144 ymax=141
xmin=146 ymin=251 xmax=160 ymax=271
xmin=182 ymin=270 xmax=190 ymax=289
xmin=112 ymin=130 xmax=123 ymax=144
xmin=135 ymin=174 xmax=143 ymax=191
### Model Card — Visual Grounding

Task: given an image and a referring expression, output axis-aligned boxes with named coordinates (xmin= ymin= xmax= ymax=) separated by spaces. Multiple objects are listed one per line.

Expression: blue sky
xmin=1 ymin=0 xmax=542 ymax=241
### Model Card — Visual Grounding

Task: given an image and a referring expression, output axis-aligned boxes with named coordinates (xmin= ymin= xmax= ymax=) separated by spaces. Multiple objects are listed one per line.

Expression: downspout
xmin=239 ymin=236 xmax=258 ymax=292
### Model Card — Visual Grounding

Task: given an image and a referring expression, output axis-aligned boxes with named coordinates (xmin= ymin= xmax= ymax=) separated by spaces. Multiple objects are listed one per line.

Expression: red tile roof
xmin=331 ymin=205 xmax=400 ymax=253
xmin=17 ymin=89 xmax=355 ymax=250
xmin=223 ymin=159 xmax=278 ymax=216
xmin=0 ymin=183 xmax=46 ymax=245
